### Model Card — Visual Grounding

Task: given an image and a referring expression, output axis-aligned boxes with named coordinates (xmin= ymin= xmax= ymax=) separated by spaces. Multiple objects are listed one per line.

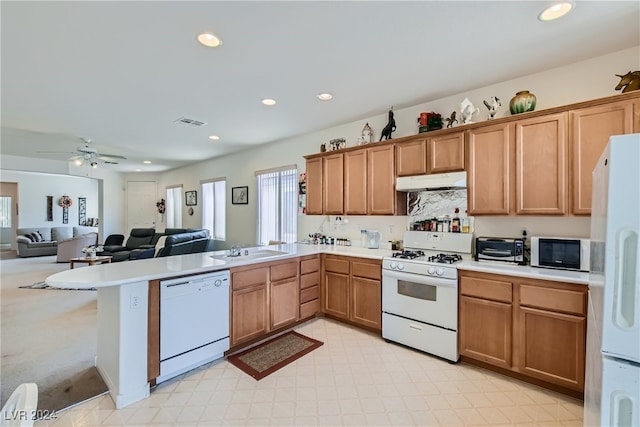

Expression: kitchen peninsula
xmin=45 ymin=244 xmax=391 ymax=409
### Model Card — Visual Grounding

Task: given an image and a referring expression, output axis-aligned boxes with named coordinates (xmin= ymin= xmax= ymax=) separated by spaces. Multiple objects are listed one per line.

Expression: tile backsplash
xmin=408 ymin=189 xmax=469 ymax=222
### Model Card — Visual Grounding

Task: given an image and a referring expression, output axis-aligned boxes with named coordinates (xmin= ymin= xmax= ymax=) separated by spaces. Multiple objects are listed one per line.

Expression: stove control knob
xmin=436 ymin=268 xmax=445 ymax=276
xmin=397 ymin=262 xmax=405 ymax=271
xmin=427 ymin=266 xmax=436 ymax=275
xmin=390 ymin=261 xmax=398 ymax=270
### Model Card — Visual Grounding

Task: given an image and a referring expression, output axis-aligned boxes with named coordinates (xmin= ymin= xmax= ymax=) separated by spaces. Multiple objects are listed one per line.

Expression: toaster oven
xmin=475 ymin=237 xmax=525 ymax=265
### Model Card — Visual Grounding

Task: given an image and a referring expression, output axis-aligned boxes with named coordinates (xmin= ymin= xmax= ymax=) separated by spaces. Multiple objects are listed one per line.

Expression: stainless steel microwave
xmin=531 ymin=236 xmax=590 ymax=272
xmin=475 ymin=237 xmax=525 ymax=265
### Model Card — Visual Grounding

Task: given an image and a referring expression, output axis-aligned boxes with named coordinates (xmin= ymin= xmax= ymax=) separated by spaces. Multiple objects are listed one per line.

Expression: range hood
xmin=396 ymin=171 xmax=467 ymax=192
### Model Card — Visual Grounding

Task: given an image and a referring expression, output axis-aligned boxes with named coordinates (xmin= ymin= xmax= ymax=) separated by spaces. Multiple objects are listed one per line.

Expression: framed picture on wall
xmin=232 ymin=186 xmax=248 ymax=204
xmin=185 ymin=190 xmax=197 ymax=206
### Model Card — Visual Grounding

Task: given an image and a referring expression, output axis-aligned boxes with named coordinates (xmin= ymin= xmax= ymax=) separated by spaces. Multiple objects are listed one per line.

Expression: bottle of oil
xmin=461 ymin=209 xmax=470 ymax=233
xmin=451 ymin=208 xmax=460 ymax=233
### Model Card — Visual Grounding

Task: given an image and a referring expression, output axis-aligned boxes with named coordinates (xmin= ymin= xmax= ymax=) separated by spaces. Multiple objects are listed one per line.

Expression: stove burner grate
xmin=392 ymin=250 xmax=425 ymax=259
xmin=427 ymin=253 xmax=463 ymax=264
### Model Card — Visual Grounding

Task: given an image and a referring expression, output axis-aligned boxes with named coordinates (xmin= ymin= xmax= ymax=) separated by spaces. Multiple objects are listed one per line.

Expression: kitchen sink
xmin=211 ymin=249 xmax=288 ymax=261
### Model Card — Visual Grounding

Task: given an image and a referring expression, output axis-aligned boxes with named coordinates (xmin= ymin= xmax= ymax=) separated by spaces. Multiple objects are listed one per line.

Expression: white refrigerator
xmin=584 ymin=133 xmax=640 ymax=427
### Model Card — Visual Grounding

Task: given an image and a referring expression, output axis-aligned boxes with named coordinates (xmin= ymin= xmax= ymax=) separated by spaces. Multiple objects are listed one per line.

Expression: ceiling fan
xmin=39 ymin=137 xmax=127 ymax=167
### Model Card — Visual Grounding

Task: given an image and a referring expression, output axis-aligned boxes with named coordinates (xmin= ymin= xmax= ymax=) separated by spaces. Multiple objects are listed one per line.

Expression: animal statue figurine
xmin=615 ymin=71 xmax=640 ymax=93
xmin=483 ymin=96 xmax=501 ymax=120
xmin=445 ymin=111 xmax=458 ymax=128
xmin=460 ymin=97 xmax=479 ymax=124
xmin=379 ymin=109 xmax=396 ymax=141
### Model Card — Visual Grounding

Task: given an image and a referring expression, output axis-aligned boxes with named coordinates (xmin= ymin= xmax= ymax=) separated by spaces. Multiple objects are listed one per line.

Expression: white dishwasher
xmin=158 ymin=270 xmax=230 ymax=383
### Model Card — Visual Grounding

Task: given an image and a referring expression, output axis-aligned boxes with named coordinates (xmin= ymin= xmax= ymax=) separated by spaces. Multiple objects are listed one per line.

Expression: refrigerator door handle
xmin=611 ymin=391 xmax=635 ymax=427
xmin=614 ymin=228 xmax=637 ymax=330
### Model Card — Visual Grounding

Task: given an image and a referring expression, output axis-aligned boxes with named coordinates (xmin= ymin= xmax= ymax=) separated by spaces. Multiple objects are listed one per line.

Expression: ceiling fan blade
xmin=98 ymin=153 xmax=127 ymax=160
xmin=102 ymin=160 xmax=119 ymax=165
xmin=37 ymin=150 xmax=78 ymax=155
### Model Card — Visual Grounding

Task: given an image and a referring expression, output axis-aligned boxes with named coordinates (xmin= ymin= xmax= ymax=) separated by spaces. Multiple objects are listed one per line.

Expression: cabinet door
xmin=323 ymin=271 xmax=349 ymax=320
xmin=350 ymin=276 xmax=381 ymax=331
xmin=344 ymin=149 xmax=368 ymax=215
xmin=515 ymin=113 xmax=568 ymax=215
xmin=396 ymin=138 xmax=427 ymax=176
xmin=323 ymin=153 xmax=344 ymax=214
xmin=467 ymin=123 xmax=514 ymax=215
xmin=570 ymin=100 xmax=637 ymax=214
xmin=270 ymin=278 xmax=299 ymax=330
xmin=459 ymin=295 xmax=512 ymax=369
xmin=231 ymin=285 xmax=268 ymax=346
xmin=518 ymin=306 xmax=585 ymax=391
xmin=427 ymin=132 xmax=465 ymax=173
xmin=367 ymin=144 xmax=397 ymax=215
xmin=305 ymin=157 xmax=323 ymax=215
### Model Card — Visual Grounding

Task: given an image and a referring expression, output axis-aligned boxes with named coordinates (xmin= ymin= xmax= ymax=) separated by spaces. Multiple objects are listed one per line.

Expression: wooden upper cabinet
xmin=427 ymin=132 xmax=465 ymax=173
xmin=323 ymin=153 xmax=344 ymax=214
xmin=467 ymin=123 xmax=514 ymax=215
xmin=344 ymin=149 xmax=368 ymax=215
xmin=396 ymin=138 xmax=427 ymax=176
xmin=367 ymin=144 xmax=398 ymax=215
xmin=570 ymin=100 xmax=638 ymax=215
xmin=305 ymin=157 xmax=323 ymax=215
xmin=515 ymin=113 xmax=568 ymax=215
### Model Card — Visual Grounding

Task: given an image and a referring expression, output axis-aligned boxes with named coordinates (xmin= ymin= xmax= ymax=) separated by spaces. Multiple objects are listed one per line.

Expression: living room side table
xmin=69 ymin=256 xmax=113 ymax=269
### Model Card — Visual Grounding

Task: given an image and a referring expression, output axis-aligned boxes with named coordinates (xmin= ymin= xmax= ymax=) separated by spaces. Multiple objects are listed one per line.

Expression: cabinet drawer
xmin=232 ymin=267 xmax=268 ymax=290
xmin=300 ymin=285 xmax=319 ymax=304
xmin=324 ymin=256 xmax=349 ymax=274
xmin=300 ymin=271 xmax=319 ymax=289
xmin=520 ymin=284 xmax=586 ymax=316
xmin=270 ymin=261 xmax=298 ymax=281
xmin=460 ymin=275 xmax=512 ymax=303
xmin=300 ymin=257 xmax=320 ymax=275
xmin=300 ymin=299 xmax=319 ymax=319
xmin=351 ymin=259 xmax=382 ymax=280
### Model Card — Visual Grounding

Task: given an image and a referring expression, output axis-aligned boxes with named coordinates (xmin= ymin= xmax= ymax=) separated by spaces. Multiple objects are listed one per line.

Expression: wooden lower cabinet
xmin=459 ymin=270 xmax=587 ymax=394
xmin=322 ymin=254 xmax=382 ymax=332
xmin=300 ymin=255 xmax=320 ymax=319
xmin=518 ymin=306 xmax=585 ymax=390
xmin=459 ymin=295 xmax=512 ymax=369
xmin=230 ymin=259 xmax=301 ymax=347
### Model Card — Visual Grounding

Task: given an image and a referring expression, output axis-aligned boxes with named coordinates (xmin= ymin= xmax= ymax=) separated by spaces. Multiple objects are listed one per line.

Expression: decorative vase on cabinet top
xmin=509 ymin=90 xmax=537 ymax=114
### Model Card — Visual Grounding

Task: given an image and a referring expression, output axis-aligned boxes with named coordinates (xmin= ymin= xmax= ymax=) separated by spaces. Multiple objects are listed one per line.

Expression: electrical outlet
xmin=130 ymin=294 xmax=140 ymax=309
xmin=388 ymin=225 xmax=394 ymax=234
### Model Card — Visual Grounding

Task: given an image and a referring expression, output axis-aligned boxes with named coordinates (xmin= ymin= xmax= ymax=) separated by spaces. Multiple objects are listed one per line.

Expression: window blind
xmin=256 ymin=166 xmax=297 ymax=245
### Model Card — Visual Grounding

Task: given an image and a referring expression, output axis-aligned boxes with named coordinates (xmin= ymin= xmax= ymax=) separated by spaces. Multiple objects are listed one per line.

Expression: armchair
xmin=56 ymin=232 xmax=99 ymax=262
xmin=99 ymin=228 xmax=155 ymax=262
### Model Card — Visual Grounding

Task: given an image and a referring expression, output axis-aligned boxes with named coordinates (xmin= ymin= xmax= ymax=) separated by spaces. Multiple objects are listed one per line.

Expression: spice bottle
xmin=451 ymin=208 xmax=460 ymax=233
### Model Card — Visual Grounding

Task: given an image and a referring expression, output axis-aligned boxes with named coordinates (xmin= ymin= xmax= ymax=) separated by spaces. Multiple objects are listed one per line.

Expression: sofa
xmin=16 ymin=226 xmax=98 ymax=258
xmin=129 ymin=229 xmax=212 ymax=259
xmin=98 ymin=228 xmax=156 ymax=262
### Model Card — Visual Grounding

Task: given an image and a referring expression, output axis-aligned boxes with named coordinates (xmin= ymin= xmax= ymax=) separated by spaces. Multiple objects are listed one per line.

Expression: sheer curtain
xmin=202 ymin=178 xmax=226 ymax=240
xmin=256 ymin=165 xmax=297 ymax=245
xmin=166 ymin=186 xmax=183 ymax=228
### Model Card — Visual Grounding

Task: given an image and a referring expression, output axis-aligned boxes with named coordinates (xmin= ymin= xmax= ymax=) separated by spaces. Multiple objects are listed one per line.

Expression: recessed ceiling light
xmin=197 ymin=32 xmax=223 ymax=47
xmin=135 ymin=169 xmax=142 ymax=172
xmin=262 ymin=98 xmax=277 ymax=106
xmin=317 ymin=93 xmax=333 ymax=101
xmin=209 ymin=135 xmax=220 ymax=141
xmin=143 ymin=160 xmax=152 ymax=164
xmin=538 ymin=1 xmax=574 ymax=21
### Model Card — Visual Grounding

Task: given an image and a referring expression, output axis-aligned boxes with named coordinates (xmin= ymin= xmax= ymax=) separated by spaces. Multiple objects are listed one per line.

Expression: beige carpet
xmin=0 ymin=255 xmax=98 ymax=408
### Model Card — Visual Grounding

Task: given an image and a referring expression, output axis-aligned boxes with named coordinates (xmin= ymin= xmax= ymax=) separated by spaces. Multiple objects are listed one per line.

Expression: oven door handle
xmin=382 ymin=270 xmax=457 ymax=288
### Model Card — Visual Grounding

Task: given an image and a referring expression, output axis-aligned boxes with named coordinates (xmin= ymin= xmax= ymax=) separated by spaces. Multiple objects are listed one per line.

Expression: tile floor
xmin=35 ymin=318 xmax=584 ymax=427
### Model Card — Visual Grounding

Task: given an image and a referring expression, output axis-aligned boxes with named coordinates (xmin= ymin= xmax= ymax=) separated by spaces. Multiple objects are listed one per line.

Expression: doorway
xmin=126 ymin=181 xmax=157 ymax=232
xmin=0 ymin=182 xmax=18 ymax=251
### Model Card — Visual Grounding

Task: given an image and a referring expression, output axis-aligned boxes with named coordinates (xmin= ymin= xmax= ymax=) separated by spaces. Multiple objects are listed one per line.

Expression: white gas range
xmin=382 ymin=231 xmax=473 ymax=362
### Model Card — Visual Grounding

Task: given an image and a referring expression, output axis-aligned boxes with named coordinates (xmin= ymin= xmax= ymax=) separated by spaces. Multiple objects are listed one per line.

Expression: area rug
xmin=19 ymin=281 xmax=96 ymax=291
xmin=37 ymin=366 xmax=109 ymax=414
xmin=228 ymin=331 xmax=323 ymax=380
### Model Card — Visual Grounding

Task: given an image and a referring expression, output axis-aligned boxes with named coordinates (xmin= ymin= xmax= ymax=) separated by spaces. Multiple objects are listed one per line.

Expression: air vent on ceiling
xmin=174 ymin=117 xmax=207 ymax=127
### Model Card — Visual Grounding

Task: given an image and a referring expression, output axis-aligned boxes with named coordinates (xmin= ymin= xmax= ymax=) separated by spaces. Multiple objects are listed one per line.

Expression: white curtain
xmin=202 ymin=179 xmax=226 ymax=240
xmin=166 ymin=186 xmax=182 ymax=228
xmin=256 ymin=166 xmax=297 ymax=245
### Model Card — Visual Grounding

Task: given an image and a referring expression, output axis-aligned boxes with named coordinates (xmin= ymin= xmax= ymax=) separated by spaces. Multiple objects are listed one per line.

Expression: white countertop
xmin=45 ymin=243 xmax=394 ymax=289
xmin=457 ymin=260 xmax=589 ymax=285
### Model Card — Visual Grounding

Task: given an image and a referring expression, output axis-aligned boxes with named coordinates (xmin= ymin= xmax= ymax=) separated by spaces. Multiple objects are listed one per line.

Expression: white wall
xmin=0 ymin=169 xmax=99 ymax=235
xmin=157 ymin=46 xmax=639 ymax=247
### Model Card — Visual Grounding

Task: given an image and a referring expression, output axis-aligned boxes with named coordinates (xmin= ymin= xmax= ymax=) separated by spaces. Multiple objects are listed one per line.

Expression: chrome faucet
xmin=229 ymin=244 xmax=242 ymax=257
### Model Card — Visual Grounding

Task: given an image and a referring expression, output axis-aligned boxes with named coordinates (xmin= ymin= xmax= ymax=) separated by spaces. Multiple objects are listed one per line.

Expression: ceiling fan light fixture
xmin=538 ymin=1 xmax=574 ymax=21
xmin=197 ymin=32 xmax=223 ymax=48
xmin=90 ymin=161 xmax=98 ymax=168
